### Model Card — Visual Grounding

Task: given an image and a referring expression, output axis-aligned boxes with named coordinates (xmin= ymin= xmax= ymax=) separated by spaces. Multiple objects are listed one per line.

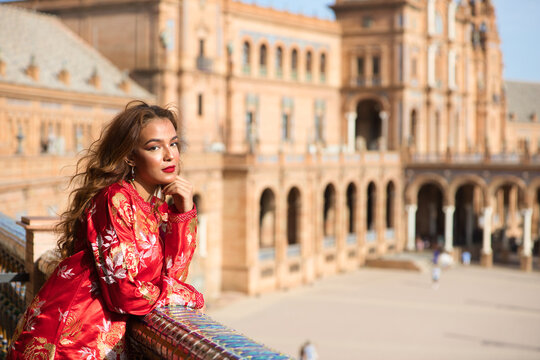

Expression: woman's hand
xmin=162 ymin=176 xmax=194 ymax=213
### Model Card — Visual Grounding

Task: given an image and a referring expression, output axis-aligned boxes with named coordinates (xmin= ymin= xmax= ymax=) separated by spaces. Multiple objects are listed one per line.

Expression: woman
xmin=8 ymin=101 xmax=204 ymax=359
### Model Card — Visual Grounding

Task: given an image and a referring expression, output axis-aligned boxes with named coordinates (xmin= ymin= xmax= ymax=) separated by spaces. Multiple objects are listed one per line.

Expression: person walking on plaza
xmin=300 ymin=340 xmax=318 ymax=360
xmin=8 ymin=102 xmax=204 ymax=359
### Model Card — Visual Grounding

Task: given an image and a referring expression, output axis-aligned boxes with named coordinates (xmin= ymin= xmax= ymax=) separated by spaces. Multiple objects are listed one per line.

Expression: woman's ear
xmin=124 ymin=155 xmax=135 ymax=167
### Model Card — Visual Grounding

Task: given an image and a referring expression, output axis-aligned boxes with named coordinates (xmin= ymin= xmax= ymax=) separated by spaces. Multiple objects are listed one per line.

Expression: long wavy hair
xmin=56 ymin=101 xmax=182 ymax=259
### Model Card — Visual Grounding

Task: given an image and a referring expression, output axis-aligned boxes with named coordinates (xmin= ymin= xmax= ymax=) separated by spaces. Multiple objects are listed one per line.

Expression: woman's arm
xmin=87 ymin=186 xmax=203 ymax=315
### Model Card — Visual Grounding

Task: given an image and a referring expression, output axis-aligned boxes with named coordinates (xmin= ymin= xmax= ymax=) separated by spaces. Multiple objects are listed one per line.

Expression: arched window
xmin=291 ymin=49 xmax=298 ymax=80
xmin=259 ymin=189 xmax=276 ymax=249
xmin=320 ymin=53 xmax=327 ymax=82
xmin=242 ymin=41 xmax=251 ymax=74
xmin=276 ymin=46 xmax=283 ymax=77
xmin=306 ymin=51 xmax=312 ymax=80
xmin=259 ymin=44 xmax=267 ymax=76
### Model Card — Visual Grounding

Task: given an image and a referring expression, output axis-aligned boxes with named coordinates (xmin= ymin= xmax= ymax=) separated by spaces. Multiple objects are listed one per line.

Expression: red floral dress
xmin=8 ymin=181 xmax=204 ymax=359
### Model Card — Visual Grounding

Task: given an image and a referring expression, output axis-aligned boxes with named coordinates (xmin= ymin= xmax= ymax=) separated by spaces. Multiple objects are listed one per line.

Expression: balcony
xmin=196 ymin=56 xmax=213 ymax=72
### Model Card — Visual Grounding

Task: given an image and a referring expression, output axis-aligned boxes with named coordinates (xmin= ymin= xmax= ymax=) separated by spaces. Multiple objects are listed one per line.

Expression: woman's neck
xmin=131 ymin=179 xmax=157 ymax=202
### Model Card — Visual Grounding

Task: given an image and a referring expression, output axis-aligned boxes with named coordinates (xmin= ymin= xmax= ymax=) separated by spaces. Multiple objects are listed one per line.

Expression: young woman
xmin=8 ymin=102 xmax=204 ymax=359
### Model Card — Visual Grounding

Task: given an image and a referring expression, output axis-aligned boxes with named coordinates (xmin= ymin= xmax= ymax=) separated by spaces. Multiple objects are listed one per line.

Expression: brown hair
xmin=56 ymin=101 xmax=182 ymax=259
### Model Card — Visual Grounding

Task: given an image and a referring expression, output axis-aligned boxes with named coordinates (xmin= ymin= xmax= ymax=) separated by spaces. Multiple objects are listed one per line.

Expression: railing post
xmin=17 ymin=216 xmax=58 ymax=306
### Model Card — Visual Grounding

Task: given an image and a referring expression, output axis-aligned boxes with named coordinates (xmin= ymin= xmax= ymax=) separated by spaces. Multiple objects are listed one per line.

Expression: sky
xmin=1 ymin=0 xmax=539 ymax=82
xmin=242 ymin=0 xmax=540 ymax=83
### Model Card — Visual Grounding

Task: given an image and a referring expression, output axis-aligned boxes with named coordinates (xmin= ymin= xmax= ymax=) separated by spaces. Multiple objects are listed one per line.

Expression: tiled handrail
xmin=128 ymin=306 xmax=291 ymax=359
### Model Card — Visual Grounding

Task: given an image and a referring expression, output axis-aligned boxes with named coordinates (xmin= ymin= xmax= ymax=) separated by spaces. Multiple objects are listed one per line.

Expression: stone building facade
xmin=3 ymin=0 xmax=539 ymax=299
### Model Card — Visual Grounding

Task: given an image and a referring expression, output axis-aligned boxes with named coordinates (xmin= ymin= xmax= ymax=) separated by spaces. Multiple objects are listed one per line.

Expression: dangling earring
xmin=130 ymin=166 xmax=135 ymax=181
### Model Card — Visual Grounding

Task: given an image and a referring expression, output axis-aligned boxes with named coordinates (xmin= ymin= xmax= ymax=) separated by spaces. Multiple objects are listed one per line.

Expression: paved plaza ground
xmin=207 ymin=263 xmax=540 ymax=360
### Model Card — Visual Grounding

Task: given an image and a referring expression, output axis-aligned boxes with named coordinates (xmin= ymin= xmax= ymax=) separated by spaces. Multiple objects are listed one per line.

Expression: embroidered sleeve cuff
xmin=169 ymin=205 xmax=197 ymax=223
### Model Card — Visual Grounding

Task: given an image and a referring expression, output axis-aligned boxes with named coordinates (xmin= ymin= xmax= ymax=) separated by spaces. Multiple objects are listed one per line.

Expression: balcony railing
xmin=385 ymin=229 xmax=395 ymax=240
xmin=366 ymin=230 xmax=377 ymax=243
xmin=323 ymin=236 xmax=336 ymax=248
xmin=258 ymin=247 xmax=276 ymax=261
xmin=0 ymin=216 xmax=291 ymax=358
xmin=346 ymin=233 xmax=357 ymax=245
xmin=287 ymin=244 xmax=301 ymax=258
xmin=129 ymin=306 xmax=290 ymax=359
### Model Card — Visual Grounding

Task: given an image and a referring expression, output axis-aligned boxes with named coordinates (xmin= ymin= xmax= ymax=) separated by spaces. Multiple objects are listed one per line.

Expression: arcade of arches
xmin=405 ymin=176 xmax=540 ymax=269
xmin=250 ymin=177 xmax=400 ymax=293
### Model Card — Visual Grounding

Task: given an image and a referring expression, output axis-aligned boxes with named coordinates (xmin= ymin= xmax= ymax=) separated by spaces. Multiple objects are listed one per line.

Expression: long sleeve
xmin=86 ymin=185 xmax=203 ymax=316
xmin=161 ymin=205 xmax=198 ymax=282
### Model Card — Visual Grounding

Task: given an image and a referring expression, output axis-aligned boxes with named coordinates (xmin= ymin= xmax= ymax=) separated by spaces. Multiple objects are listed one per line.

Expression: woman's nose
xmin=163 ymin=146 xmax=173 ymax=160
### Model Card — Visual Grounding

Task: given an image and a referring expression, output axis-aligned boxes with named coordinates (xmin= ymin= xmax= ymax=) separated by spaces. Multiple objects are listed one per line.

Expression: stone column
xmin=481 ymin=206 xmax=493 ymax=267
xmin=521 ymin=208 xmax=533 ymax=272
xmin=379 ymin=111 xmax=389 ymax=151
xmin=406 ymin=204 xmax=418 ymax=251
xmin=346 ymin=112 xmax=357 ymax=153
xmin=443 ymin=205 xmax=455 ymax=252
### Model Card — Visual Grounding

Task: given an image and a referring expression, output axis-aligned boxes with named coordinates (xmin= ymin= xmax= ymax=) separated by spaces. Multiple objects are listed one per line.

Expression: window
xmin=357 ymin=56 xmax=365 ymax=85
xmin=242 ymin=41 xmax=251 ymax=74
xmin=306 ymin=51 xmax=312 ymax=80
xmin=291 ymin=49 xmax=298 ymax=79
xmin=320 ymin=53 xmax=326 ymax=82
xmin=259 ymin=44 xmax=267 ymax=76
xmin=276 ymin=46 xmax=283 ymax=77
xmin=246 ymin=111 xmax=255 ymax=151
xmin=435 ymin=12 xmax=443 ymax=35
xmin=372 ymin=55 xmax=381 ymax=85
xmin=315 ymin=114 xmax=323 ymax=142
xmin=282 ymin=113 xmax=291 ymax=141
xmin=197 ymin=94 xmax=203 ymax=116
xmin=199 ymin=39 xmax=205 ymax=57
xmin=411 ymin=57 xmax=417 ymax=77
xmin=362 ymin=16 xmax=373 ymax=28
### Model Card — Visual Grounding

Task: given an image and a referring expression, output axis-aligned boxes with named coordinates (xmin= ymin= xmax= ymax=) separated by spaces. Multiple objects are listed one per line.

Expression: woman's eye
xmin=171 ymin=142 xmax=179 ymax=148
xmin=147 ymin=146 xmax=159 ymax=151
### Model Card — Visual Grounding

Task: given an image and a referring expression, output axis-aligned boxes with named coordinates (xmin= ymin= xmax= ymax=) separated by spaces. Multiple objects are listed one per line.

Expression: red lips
xmin=162 ymin=166 xmax=176 ymax=173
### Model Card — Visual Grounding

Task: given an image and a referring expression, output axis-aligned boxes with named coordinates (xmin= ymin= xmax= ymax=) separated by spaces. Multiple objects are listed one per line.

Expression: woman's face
xmin=131 ymin=117 xmax=179 ymax=194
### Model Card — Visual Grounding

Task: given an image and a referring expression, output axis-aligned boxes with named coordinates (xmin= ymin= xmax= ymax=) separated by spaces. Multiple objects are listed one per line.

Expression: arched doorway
xmin=367 ymin=182 xmax=376 ymax=231
xmin=417 ymin=183 xmax=444 ymax=248
xmin=386 ymin=181 xmax=395 ymax=230
xmin=287 ymin=187 xmax=301 ymax=246
xmin=346 ymin=183 xmax=357 ymax=244
xmin=323 ymin=184 xmax=337 ymax=247
xmin=492 ymin=183 xmax=525 ymax=264
xmin=356 ymin=99 xmax=382 ymax=150
xmin=259 ymin=189 xmax=276 ymax=251
xmin=454 ymin=184 xmax=482 ymax=250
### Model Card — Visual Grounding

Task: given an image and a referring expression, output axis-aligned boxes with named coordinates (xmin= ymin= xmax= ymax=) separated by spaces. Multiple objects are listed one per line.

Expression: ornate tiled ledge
xmin=128 ymin=306 xmax=291 ymax=360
